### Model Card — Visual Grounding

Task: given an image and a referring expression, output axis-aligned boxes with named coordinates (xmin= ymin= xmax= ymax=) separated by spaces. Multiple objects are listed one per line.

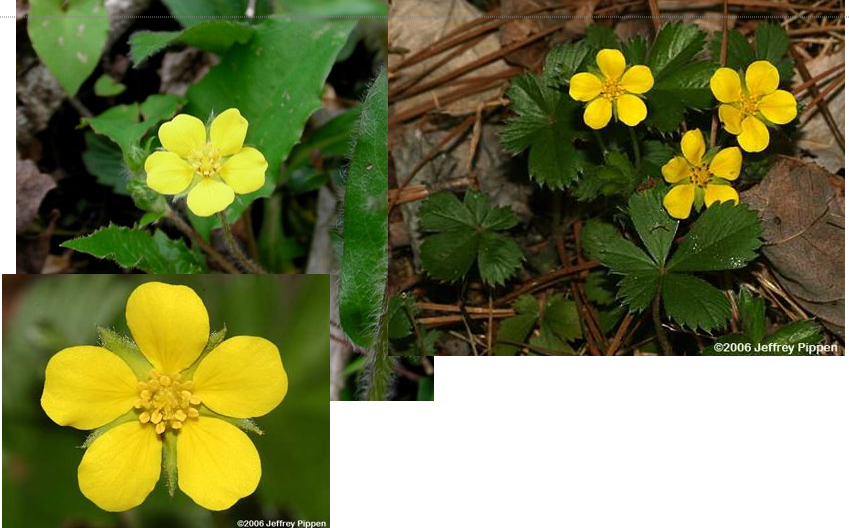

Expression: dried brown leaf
xmin=741 ymin=157 xmax=845 ymax=338
xmin=16 ymin=158 xmax=55 ymax=234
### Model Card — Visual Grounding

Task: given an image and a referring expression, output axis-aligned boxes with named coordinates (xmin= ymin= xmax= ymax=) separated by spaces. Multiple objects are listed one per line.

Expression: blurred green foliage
xmin=2 ymin=275 xmax=329 ymax=527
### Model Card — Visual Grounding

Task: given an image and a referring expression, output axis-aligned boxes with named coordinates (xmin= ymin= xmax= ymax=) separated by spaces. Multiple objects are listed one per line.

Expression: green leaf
xmin=387 ymin=295 xmax=413 ymax=340
xmin=585 ymin=270 xmax=617 ymax=306
xmin=622 ymin=35 xmax=648 ymax=65
xmin=618 ymin=268 xmax=662 ymax=312
xmin=93 ymin=74 xmax=126 ymax=97
xmin=418 ymin=191 xmax=522 ymax=286
xmin=502 ymin=74 xmax=586 ymax=188
xmin=161 ymin=0 xmax=270 ymax=28
xmin=584 ymin=24 xmax=619 ymax=50
xmin=762 ymin=320 xmax=822 ymax=348
xmin=652 ymin=61 xmax=714 ymax=108
xmin=185 ymin=17 xmax=356 ymax=238
xmin=419 ymin=192 xmax=475 ymax=231
xmin=276 ymin=0 xmax=388 ymax=16
xmin=667 ymin=201 xmax=762 ymax=272
xmin=648 ymin=22 xmax=706 ymax=81
xmin=417 ymin=377 xmax=435 ymax=401
xmin=737 ymin=288 xmax=766 ymax=343
xmin=628 ymin=186 xmax=678 ymax=266
xmin=127 ymin=179 xmax=167 ymax=226
xmin=573 ymin=151 xmax=635 ymax=201
xmin=82 ymin=131 xmax=129 ymax=195
xmin=594 ymin=235 xmax=656 ymax=276
xmin=129 ymin=21 xmax=254 ymax=66
xmin=477 ymin=231 xmax=524 ymax=286
xmin=754 ymin=23 xmax=794 ymax=81
xmin=339 ymin=68 xmax=388 ymax=349
xmin=543 ymin=40 xmax=592 ymax=86
xmin=27 ymin=0 xmax=109 ymax=96
xmin=641 ymin=141 xmax=676 ymax=179
xmin=529 ymin=329 xmax=575 ymax=355
xmin=85 ymin=94 xmax=182 ymax=167
xmin=710 ymin=29 xmax=755 ymax=73
xmin=662 ymin=273 xmax=730 ymax=331
xmin=494 ymin=313 xmax=537 ymax=356
xmin=61 ymin=225 xmax=207 ymax=273
xmin=581 ymin=219 xmax=621 ymax=261
xmin=420 ymin=230 xmax=479 ymax=282
xmin=542 ymin=294 xmax=582 ymax=342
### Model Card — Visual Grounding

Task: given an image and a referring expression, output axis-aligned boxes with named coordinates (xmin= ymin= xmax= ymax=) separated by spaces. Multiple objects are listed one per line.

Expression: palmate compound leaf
xmin=419 ymin=192 xmax=522 ymax=286
xmin=501 ymin=74 xmax=586 ymax=188
xmin=494 ymin=294 xmax=581 ymax=356
xmin=667 ymin=201 xmax=763 ymax=272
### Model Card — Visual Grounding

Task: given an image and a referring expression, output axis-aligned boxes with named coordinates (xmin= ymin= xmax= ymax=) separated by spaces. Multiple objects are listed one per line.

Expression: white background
xmin=332 ymin=358 xmax=849 ymax=527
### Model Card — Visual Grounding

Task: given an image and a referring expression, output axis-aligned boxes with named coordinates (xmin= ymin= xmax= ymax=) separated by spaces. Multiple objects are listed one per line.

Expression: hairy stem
xmin=217 ymin=212 xmax=268 ymax=274
xmin=365 ymin=304 xmax=393 ymax=401
xmin=628 ymin=127 xmax=641 ymax=169
xmin=166 ymin=210 xmax=240 ymax=274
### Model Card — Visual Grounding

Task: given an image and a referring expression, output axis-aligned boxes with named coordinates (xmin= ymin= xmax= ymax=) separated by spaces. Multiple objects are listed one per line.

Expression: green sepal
xmin=97 ymin=327 xmax=152 ymax=380
xmin=162 ymin=430 xmax=178 ymax=497
xmin=198 ymin=406 xmax=264 ymax=435
xmin=182 ymin=325 xmax=227 ymax=379
xmin=82 ymin=409 xmax=139 ymax=449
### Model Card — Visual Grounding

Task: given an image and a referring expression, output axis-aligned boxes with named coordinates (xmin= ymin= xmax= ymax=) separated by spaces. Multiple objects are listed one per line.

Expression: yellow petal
xmin=219 ymin=147 xmax=267 ymax=194
xmin=596 ymin=48 xmax=626 ymax=80
xmin=193 ymin=336 xmax=287 ymax=418
xmin=210 ymin=108 xmax=248 ymax=157
xmin=708 ymin=147 xmax=742 ymax=181
xmin=568 ymin=72 xmax=603 ymax=102
xmin=758 ymin=89 xmax=797 ymax=124
xmin=737 ymin=116 xmax=770 ymax=152
xmin=158 ymin=114 xmax=206 ymax=158
xmin=680 ymin=129 xmax=705 ymax=166
xmin=718 ymin=104 xmax=743 ymax=135
xmin=615 ymin=94 xmax=647 ymax=126
xmin=710 ymin=68 xmax=742 ymax=103
xmin=583 ymin=97 xmax=612 ymax=129
xmin=662 ymin=156 xmax=690 ymax=183
xmin=704 ymin=184 xmax=739 ymax=207
xmin=745 ymin=60 xmax=779 ymax=97
xmin=186 ymin=178 xmax=235 ymax=217
xmin=620 ymin=65 xmax=654 ymax=94
xmin=78 ymin=421 xmax=161 ymax=511
xmin=126 ymin=282 xmax=209 ymax=374
xmin=663 ymin=184 xmax=696 ymax=219
xmin=41 ymin=346 xmax=138 ymax=430
xmin=177 ymin=417 xmax=260 ymax=510
xmin=144 ymin=151 xmax=195 ymax=195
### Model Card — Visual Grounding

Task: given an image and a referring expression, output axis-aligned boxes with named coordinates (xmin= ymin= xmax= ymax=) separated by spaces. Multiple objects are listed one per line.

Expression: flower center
xmin=134 ymin=369 xmax=201 ymax=434
xmin=740 ymin=93 xmax=761 ymax=116
xmin=689 ymin=165 xmax=712 ymax=188
xmin=187 ymin=144 xmax=222 ymax=179
xmin=600 ymin=79 xmax=625 ymax=101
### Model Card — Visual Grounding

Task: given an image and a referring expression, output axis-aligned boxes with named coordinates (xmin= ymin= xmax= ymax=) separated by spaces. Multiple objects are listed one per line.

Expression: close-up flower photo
xmin=387 ymin=0 xmax=844 ymax=356
xmin=2 ymin=275 xmax=329 ymax=526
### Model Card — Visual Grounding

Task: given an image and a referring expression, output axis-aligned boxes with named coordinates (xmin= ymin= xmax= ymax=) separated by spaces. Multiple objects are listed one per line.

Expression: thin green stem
xmin=592 ymin=130 xmax=608 ymax=154
xmin=652 ymin=291 xmax=674 ymax=356
xmin=628 ymin=127 xmax=641 ymax=169
xmin=217 ymin=212 xmax=268 ymax=274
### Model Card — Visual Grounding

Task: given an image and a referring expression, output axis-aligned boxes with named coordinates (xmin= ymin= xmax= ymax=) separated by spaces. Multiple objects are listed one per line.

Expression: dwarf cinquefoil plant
xmin=41 ymin=282 xmax=287 ymax=511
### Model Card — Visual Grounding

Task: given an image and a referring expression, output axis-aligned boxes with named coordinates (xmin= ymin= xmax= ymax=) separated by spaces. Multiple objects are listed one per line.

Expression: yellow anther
xmin=135 ymin=370 xmax=202 ymax=434
xmin=689 ymin=165 xmax=712 ymax=187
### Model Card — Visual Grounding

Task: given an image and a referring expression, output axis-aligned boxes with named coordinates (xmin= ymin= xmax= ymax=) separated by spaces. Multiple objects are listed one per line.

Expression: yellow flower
xmin=568 ymin=48 xmax=654 ymax=129
xmin=661 ymin=129 xmax=742 ymax=219
xmin=40 ymin=282 xmax=288 ymax=511
xmin=710 ymin=61 xmax=797 ymax=152
xmin=144 ymin=108 xmax=267 ymax=217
